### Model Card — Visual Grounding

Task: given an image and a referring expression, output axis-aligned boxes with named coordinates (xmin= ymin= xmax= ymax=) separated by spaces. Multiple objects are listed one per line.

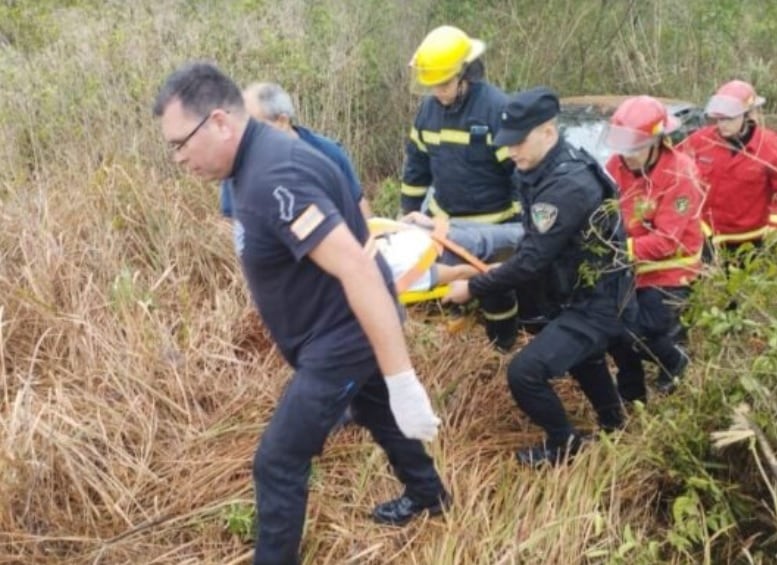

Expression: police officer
xmin=154 ymin=62 xmax=448 ymax=565
xmin=402 ymin=25 xmax=521 ymax=350
xmin=602 ymin=96 xmax=704 ymax=399
xmin=446 ymin=87 xmax=630 ymax=466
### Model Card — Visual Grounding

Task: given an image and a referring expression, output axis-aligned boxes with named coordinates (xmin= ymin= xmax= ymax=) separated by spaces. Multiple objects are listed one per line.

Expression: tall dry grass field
xmin=1 ymin=1 xmax=777 ymax=563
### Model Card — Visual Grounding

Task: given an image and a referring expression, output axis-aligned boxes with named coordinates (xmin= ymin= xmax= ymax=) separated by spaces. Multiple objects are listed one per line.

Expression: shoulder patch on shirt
xmin=290 ymin=204 xmax=325 ymax=241
xmin=674 ymin=196 xmax=690 ymax=215
xmin=531 ymin=203 xmax=559 ymax=233
xmin=273 ymin=186 xmax=295 ymax=221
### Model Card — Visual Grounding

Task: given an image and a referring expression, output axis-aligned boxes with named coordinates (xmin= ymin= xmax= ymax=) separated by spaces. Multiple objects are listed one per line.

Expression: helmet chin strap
xmin=442 ymin=75 xmax=468 ymax=110
xmin=736 ymin=113 xmax=756 ymax=137
xmin=722 ymin=115 xmax=754 ymax=150
xmin=454 ymin=78 xmax=466 ymax=105
xmin=443 ymin=61 xmax=477 ymax=109
xmin=739 ymin=113 xmax=751 ymax=135
xmin=621 ymin=143 xmax=660 ymax=175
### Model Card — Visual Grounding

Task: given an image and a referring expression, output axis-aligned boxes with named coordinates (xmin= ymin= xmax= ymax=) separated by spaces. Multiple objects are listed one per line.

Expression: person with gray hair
xmin=154 ymin=62 xmax=447 ymax=565
xmin=220 ymin=81 xmax=372 ymax=219
xmin=246 ymin=81 xmax=297 ymax=121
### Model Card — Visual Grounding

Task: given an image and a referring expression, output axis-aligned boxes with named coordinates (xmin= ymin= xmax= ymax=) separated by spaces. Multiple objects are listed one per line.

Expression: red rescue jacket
xmin=682 ymin=124 xmax=777 ymax=243
xmin=606 ymin=147 xmax=704 ymax=289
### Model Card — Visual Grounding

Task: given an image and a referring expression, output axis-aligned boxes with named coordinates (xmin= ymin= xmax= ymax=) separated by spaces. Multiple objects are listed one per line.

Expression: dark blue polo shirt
xmin=220 ymin=125 xmax=363 ymax=217
xmin=230 ymin=119 xmax=393 ymax=369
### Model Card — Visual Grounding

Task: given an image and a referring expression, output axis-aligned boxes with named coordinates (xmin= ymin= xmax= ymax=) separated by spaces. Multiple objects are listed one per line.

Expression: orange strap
xmin=394 ymin=244 xmax=439 ymax=294
xmin=430 ymin=218 xmax=489 ymax=273
xmin=364 ymin=218 xmax=439 ymax=293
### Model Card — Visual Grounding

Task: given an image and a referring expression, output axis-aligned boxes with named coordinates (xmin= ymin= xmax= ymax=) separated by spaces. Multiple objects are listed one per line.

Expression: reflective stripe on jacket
xmin=400 ymin=81 xmax=516 ymax=222
xmin=607 ymin=148 xmax=704 ymax=288
xmin=682 ymin=124 xmax=777 ymax=241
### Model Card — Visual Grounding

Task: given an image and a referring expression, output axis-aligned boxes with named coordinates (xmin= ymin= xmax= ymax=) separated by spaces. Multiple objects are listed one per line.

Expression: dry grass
xmin=3 ymin=1 xmax=775 ymax=563
xmin=0 ymin=186 xmax=669 ymax=563
xmin=0 ymin=278 xmax=668 ymax=564
xmin=0 ymin=162 xmax=668 ymax=562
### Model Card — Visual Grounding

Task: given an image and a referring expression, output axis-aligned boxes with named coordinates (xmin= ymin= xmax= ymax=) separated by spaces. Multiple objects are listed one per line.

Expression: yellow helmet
xmin=409 ymin=26 xmax=486 ymax=87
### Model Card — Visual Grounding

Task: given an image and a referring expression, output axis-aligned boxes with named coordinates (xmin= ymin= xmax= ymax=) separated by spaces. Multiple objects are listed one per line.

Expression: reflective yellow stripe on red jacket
xmin=711 ymin=226 xmax=768 ymax=245
xmin=633 ymin=250 xmax=703 ymax=275
xmin=626 ymin=237 xmax=702 ymax=275
xmin=702 ymin=220 xmax=769 ymax=242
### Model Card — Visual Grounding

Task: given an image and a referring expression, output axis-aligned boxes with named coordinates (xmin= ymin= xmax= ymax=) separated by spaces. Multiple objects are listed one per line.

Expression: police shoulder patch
xmin=531 ymin=202 xmax=559 ymax=233
xmin=674 ymin=196 xmax=690 ymax=215
xmin=290 ymin=203 xmax=325 ymax=241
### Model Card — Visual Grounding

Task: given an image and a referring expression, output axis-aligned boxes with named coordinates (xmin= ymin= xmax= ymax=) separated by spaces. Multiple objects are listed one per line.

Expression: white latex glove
xmin=385 ymin=369 xmax=440 ymax=441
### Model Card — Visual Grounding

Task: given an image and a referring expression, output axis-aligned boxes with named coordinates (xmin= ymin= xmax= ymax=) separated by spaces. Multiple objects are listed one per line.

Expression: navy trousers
xmin=610 ymin=286 xmax=690 ymax=402
xmin=506 ymin=303 xmax=624 ymax=447
xmin=252 ymin=357 xmax=444 ymax=565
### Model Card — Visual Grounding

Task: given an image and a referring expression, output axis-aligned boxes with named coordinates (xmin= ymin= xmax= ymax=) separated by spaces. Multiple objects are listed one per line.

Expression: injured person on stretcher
xmin=368 ymin=212 xmax=525 ymax=304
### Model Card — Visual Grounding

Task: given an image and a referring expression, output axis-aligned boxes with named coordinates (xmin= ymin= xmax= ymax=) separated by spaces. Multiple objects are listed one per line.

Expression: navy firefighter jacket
xmin=400 ymin=81 xmax=517 ymax=223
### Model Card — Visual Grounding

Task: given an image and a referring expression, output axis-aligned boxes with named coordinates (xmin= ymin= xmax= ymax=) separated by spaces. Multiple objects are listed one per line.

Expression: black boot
xmin=371 ymin=491 xmax=451 ymax=526
xmin=516 ymin=432 xmax=585 ymax=468
xmin=597 ymin=408 xmax=625 ymax=434
xmin=485 ymin=317 xmax=517 ymax=353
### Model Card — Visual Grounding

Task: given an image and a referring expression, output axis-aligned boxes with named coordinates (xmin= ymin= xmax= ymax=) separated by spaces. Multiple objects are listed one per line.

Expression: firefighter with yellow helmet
xmin=402 ymin=25 xmax=521 ymax=350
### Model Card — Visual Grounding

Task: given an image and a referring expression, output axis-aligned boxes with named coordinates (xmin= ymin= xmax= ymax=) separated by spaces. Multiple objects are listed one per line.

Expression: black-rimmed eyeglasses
xmin=171 ymin=113 xmax=211 ymax=152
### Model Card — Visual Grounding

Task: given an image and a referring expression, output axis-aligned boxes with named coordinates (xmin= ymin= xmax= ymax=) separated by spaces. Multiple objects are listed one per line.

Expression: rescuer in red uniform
xmin=683 ymin=80 xmax=777 ymax=256
xmin=602 ymin=95 xmax=705 ymax=399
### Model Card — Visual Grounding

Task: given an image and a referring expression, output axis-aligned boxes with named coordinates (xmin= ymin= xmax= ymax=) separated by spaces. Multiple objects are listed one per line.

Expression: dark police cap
xmin=493 ymin=86 xmax=560 ymax=146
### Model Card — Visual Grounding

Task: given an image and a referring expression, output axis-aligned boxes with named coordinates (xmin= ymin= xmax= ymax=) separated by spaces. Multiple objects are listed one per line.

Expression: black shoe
xmin=617 ymin=372 xmax=647 ymax=405
xmin=492 ymin=335 xmax=516 ymax=354
xmin=371 ymin=492 xmax=450 ymax=526
xmin=594 ymin=401 xmax=625 ymax=433
xmin=597 ymin=415 xmax=625 ymax=435
xmin=619 ymin=391 xmax=647 ymax=405
xmin=516 ymin=434 xmax=584 ymax=468
xmin=655 ymin=379 xmax=676 ymax=395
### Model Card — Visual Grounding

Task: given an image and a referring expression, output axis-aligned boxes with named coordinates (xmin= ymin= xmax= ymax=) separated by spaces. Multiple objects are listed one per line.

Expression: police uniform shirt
xmin=469 ymin=139 xmax=611 ymax=301
xmin=230 ymin=119 xmax=393 ymax=369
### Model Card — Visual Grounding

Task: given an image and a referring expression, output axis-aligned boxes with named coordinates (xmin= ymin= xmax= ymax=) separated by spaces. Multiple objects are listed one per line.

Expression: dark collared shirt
xmin=221 ymin=124 xmax=363 ymax=217
xmin=230 ymin=120 xmax=393 ymax=369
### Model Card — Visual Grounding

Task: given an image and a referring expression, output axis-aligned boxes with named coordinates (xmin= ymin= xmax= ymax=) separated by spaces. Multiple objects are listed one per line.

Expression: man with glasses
xmin=154 ymin=62 xmax=448 ymax=565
